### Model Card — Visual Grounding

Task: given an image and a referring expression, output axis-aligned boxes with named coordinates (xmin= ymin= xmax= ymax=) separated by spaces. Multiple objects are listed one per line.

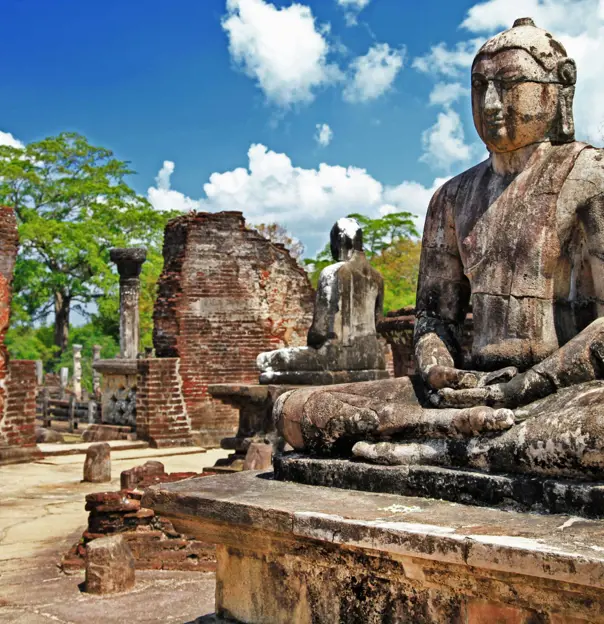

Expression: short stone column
xmin=92 ymin=344 xmax=102 ymax=399
xmin=73 ymin=344 xmax=83 ymax=401
xmin=109 ymin=248 xmax=147 ymax=359
xmin=60 ymin=367 xmax=69 ymax=399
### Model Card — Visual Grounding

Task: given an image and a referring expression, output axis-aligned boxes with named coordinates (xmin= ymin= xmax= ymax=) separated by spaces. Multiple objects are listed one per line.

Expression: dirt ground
xmin=0 ymin=445 xmax=232 ymax=623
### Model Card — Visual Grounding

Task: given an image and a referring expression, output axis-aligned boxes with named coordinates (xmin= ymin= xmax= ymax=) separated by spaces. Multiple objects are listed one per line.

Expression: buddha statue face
xmin=471 ymin=18 xmax=576 ymax=154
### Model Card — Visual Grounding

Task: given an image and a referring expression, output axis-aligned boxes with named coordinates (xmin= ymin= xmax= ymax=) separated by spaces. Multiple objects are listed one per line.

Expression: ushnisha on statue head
xmin=471 ymin=17 xmax=576 ymax=154
xmin=330 ymin=217 xmax=363 ymax=263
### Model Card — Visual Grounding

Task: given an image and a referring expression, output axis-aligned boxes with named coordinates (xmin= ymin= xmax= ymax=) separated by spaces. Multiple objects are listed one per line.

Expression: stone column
xmin=60 ymin=367 xmax=69 ymax=400
xmin=92 ymin=344 xmax=102 ymax=398
xmin=73 ymin=344 xmax=83 ymax=401
xmin=109 ymin=248 xmax=147 ymax=360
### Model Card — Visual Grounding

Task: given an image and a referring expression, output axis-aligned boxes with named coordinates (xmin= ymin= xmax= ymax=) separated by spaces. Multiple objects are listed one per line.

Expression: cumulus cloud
xmin=428 ymin=82 xmax=469 ymax=107
xmin=420 ymin=109 xmax=472 ymax=171
xmin=336 ymin=0 xmax=372 ymax=26
xmin=315 ymin=123 xmax=333 ymax=147
xmin=412 ymin=39 xmax=482 ymax=78
xmin=343 ymin=43 xmax=404 ymax=103
xmin=222 ymin=0 xmax=342 ymax=107
xmin=0 ymin=131 xmax=24 ymax=149
xmin=147 ymin=161 xmax=202 ymax=213
xmin=147 ymin=144 xmax=443 ymax=253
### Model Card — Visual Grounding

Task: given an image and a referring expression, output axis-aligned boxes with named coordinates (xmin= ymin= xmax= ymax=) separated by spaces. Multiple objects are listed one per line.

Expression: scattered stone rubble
xmin=62 ymin=461 xmax=216 ymax=573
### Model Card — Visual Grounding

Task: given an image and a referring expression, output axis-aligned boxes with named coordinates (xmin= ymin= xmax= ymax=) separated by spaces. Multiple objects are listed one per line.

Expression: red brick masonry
xmin=153 ymin=211 xmax=314 ymax=447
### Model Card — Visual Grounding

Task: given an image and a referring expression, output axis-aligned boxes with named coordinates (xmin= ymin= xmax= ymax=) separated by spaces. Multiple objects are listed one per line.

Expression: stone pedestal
xmin=144 ymin=471 xmax=604 ymax=624
xmin=92 ymin=358 xmax=137 ymax=428
xmin=209 ymin=384 xmax=296 ymax=468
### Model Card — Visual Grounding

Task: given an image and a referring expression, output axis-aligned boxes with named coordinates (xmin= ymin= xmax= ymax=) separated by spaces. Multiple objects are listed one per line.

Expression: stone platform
xmin=275 ymin=454 xmax=604 ymax=518
xmin=144 ymin=470 xmax=604 ymax=623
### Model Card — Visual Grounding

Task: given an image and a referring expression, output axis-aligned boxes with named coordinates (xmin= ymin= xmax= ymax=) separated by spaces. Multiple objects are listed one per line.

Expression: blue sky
xmin=1 ymin=0 xmax=602 ymax=256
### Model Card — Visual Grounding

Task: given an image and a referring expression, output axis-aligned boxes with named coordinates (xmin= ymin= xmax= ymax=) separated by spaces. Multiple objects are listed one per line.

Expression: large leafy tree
xmin=0 ymin=132 xmax=174 ymax=354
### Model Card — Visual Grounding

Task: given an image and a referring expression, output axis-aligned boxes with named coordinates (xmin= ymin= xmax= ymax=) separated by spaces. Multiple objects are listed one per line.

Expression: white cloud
xmin=0 ymin=131 xmax=24 ymax=149
xmin=344 ymin=43 xmax=404 ymax=103
xmin=429 ymin=82 xmax=469 ymax=107
xmin=412 ymin=39 xmax=482 ymax=78
xmin=222 ymin=0 xmax=342 ymax=107
xmin=147 ymin=144 xmax=443 ymax=253
xmin=420 ymin=109 xmax=472 ymax=171
xmin=147 ymin=161 xmax=202 ymax=213
xmin=315 ymin=123 xmax=333 ymax=147
xmin=336 ymin=0 xmax=372 ymax=26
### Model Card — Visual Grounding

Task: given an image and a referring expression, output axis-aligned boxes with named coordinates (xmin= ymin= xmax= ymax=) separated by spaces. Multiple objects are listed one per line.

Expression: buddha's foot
xmin=451 ymin=406 xmax=514 ymax=436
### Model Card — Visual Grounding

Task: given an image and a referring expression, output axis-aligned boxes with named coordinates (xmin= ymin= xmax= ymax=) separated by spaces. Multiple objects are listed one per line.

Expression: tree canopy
xmin=0 ymin=132 xmax=176 ymax=355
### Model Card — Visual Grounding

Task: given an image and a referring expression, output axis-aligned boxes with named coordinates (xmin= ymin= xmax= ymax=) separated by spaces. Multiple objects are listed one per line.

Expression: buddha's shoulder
xmin=429 ymin=159 xmax=490 ymax=205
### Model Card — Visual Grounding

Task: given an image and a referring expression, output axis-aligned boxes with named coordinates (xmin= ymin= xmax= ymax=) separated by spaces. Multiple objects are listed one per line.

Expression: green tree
xmin=0 ymin=132 xmax=176 ymax=354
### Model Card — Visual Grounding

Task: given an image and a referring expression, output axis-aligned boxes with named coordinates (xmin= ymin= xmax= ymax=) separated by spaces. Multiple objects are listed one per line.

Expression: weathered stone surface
xmin=83 ymin=442 xmax=111 ymax=483
xmin=257 ymin=218 xmax=387 ymax=385
xmin=85 ymin=534 xmax=135 ymax=594
xmin=121 ymin=460 xmax=166 ymax=489
xmin=110 ymin=247 xmax=146 ymax=360
xmin=275 ymin=453 xmax=604 ymax=517
xmin=243 ymin=442 xmax=272 ymax=471
xmin=144 ymin=471 xmax=604 ymax=623
xmin=153 ymin=211 xmax=314 ymax=447
xmin=275 ymin=18 xmax=604 ymax=486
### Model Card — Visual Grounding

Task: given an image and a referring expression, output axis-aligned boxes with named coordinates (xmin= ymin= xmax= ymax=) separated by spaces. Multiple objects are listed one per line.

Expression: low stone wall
xmin=136 ymin=358 xmax=192 ymax=448
xmin=0 ymin=359 xmax=39 ymax=464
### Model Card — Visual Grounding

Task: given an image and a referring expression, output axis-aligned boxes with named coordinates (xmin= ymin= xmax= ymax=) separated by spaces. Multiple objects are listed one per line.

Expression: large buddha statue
xmin=275 ymin=18 xmax=604 ymax=480
xmin=256 ymin=218 xmax=388 ymax=385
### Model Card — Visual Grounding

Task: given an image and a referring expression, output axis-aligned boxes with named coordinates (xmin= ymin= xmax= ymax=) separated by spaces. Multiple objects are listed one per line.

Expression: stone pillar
xmin=60 ymin=367 xmax=69 ymax=399
xmin=110 ymin=248 xmax=147 ymax=359
xmin=73 ymin=344 xmax=83 ymax=401
xmin=92 ymin=344 xmax=102 ymax=399
xmin=35 ymin=360 xmax=43 ymax=386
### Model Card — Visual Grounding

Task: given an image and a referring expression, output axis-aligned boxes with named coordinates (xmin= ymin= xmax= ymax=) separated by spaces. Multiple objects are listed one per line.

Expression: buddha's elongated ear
xmin=557 ymin=58 xmax=576 ymax=86
xmin=554 ymin=58 xmax=576 ymax=142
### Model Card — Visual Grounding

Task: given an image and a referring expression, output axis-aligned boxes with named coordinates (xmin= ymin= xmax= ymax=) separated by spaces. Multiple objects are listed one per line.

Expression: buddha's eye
xmin=471 ymin=75 xmax=487 ymax=90
xmin=499 ymin=74 xmax=525 ymax=88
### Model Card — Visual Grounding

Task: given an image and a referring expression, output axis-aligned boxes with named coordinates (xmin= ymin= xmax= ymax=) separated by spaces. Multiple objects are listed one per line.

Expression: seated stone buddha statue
xmin=256 ymin=218 xmax=388 ymax=385
xmin=275 ymin=18 xmax=604 ymax=481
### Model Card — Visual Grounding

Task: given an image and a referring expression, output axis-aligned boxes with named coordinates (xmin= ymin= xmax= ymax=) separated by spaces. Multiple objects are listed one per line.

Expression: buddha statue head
xmin=471 ymin=17 xmax=576 ymax=154
xmin=330 ymin=217 xmax=363 ymax=262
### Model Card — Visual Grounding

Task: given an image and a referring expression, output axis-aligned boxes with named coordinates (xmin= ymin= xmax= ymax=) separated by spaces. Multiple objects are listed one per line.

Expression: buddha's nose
xmin=483 ymin=81 xmax=502 ymax=116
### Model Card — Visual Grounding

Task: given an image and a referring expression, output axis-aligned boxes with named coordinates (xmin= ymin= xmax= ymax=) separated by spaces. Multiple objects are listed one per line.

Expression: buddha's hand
xmin=432 ymin=369 xmax=545 ymax=409
xmin=425 ymin=365 xmax=517 ymax=391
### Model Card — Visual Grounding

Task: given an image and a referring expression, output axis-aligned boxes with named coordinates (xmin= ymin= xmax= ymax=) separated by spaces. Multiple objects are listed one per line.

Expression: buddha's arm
xmin=414 ymin=185 xmax=475 ymax=390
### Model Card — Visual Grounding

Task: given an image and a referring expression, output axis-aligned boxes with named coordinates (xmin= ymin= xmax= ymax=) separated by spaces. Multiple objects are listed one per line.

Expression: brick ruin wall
xmin=378 ymin=307 xmax=473 ymax=377
xmin=136 ymin=358 xmax=192 ymax=448
xmin=0 ymin=206 xmax=38 ymax=463
xmin=153 ymin=211 xmax=315 ymax=447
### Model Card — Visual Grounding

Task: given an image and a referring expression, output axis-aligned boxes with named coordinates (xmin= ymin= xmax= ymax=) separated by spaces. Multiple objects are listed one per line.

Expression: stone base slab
xmin=144 ymin=470 xmax=604 ymax=623
xmin=274 ymin=454 xmax=604 ymax=518
xmin=0 ymin=444 xmax=41 ymax=466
